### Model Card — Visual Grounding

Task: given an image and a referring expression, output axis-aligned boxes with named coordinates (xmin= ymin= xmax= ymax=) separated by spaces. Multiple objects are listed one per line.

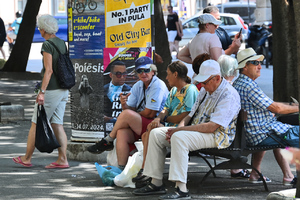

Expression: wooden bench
xmin=190 ymin=109 xmax=285 ymax=191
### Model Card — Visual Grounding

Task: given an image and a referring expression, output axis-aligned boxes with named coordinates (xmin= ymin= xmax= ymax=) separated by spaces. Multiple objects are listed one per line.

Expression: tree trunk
xmin=271 ymin=0 xmax=300 ymax=197
xmin=2 ymin=0 xmax=42 ymax=72
xmin=271 ymin=0 xmax=298 ymax=102
xmin=154 ymin=0 xmax=172 ymax=84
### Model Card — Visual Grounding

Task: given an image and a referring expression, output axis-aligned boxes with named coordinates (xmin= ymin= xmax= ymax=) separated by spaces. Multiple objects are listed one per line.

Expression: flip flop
xmin=12 ymin=156 xmax=32 ymax=167
xmin=45 ymin=162 xmax=69 ymax=169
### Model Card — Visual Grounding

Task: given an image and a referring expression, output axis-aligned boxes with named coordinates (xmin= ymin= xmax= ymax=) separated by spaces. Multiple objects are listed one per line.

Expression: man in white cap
xmin=133 ymin=60 xmax=240 ymax=199
xmin=233 ymin=48 xmax=299 ymax=185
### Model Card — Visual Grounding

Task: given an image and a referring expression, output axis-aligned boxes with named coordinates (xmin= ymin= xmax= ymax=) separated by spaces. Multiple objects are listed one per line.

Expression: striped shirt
xmin=233 ymin=74 xmax=291 ymax=146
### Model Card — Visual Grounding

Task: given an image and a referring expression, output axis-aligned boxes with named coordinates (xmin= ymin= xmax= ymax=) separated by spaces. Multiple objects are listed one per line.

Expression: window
xmin=184 ymin=18 xmax=199 ymax=29
xmin=220 ymin=16 xmax=236 ymax=26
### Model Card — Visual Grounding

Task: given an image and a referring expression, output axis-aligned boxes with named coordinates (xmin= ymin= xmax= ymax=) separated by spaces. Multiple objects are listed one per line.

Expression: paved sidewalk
xmin=0 ymin=68 xmax=297 ymax=200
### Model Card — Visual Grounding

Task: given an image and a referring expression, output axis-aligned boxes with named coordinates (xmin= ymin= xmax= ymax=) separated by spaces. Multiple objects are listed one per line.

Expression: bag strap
xmin=136 ymin=84 xmax=146 ymax=111
xmin=47 ymin=39 xmax=67 ymax=54
xmin=187 ymin=92 xmax=207 ymax=125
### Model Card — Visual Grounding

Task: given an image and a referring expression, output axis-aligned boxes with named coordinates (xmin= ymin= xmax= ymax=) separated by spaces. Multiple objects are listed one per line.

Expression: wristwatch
xmin=40 ymin=89 xmax=45 ymax=94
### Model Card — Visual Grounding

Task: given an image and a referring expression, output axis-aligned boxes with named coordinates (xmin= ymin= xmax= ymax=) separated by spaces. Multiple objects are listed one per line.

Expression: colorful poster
xmin=68 ymin=0 xmax=105 ymax=59
xmin=102 ymin=47 xmax=152 ymax=136
xmin=105 ymin=0 xmax=152 ymax=48
xmin=68 ymin=0 xmax=105 ymax=142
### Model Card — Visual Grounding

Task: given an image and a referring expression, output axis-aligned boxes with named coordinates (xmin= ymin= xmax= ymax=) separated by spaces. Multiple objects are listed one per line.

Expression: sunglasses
xmin=136 ymin=68 xmax=152 ymax=74
xmin=247 ymin=60 xmax=263 ymax=66
xmin=201 ymin=75 xmax=216 ymax=85
xmin=112 ymin=71 xmax=127 ymax=78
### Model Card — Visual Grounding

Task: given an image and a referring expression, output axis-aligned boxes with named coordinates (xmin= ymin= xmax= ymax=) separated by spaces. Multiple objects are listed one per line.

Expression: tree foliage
xmin=2 ymin=0 xmax=42 ymax=72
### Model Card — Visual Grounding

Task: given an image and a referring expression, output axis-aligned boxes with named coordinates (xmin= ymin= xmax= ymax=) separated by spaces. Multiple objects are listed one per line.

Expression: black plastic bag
xmin=35 ymin=105 xmax=61 ymax=153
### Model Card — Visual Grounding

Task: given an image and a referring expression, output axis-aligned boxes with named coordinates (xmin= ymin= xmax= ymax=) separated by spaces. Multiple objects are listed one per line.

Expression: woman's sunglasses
xmin=112 ymin=71 xmax=127 ymax=78
xmin=247 ymin=60 xmax=263 ymax=66
xmin=136 ymin=68 xmax=152 ymax=74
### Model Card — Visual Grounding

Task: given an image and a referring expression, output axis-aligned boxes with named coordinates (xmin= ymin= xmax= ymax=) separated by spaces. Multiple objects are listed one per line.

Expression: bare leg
xmin=273 ymin=148 xmax=294 ymax=181
xmin=116 ymin=128 xmax=136 ymax=166
xmin=51 ymin=123 xmax=68 ymax=165
xmin=141 ymin=130 xmax=150 ymax=169
xmin=108 ymin=109 xmax=142 ymax=139
xmin=13 ymin=122 xmax=36 ymax=165
xmin=174 ymin=40 xmax=180 ymax=55
xmin=249 ymin=151 xmax=266 ymax=180
xmin=169 ymin=41 xmax=175 ymax=55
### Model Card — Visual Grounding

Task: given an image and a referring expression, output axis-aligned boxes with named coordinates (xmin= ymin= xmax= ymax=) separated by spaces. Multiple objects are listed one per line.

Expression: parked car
xmin=179 ymin=12 xmax=248 ymax=47
xmin=32 ymin=16 xmax=67 ymax=43
xmin=216 ymin=2 xmax=256 ymax=25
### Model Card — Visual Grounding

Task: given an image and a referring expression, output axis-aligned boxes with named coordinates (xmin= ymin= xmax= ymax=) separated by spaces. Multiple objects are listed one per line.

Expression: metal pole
xmin=265 ymin=38 xmax=269 ymax=68
xmin=248 ymin=0 xmax=250 ymax=24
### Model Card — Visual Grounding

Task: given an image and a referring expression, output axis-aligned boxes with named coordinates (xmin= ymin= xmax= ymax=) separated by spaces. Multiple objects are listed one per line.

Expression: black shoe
xmin=133 ymin=183 xmax=166 ymax=196
xmin=132 ymin=169 xmax=149 ymax=182
xmin=87 ymin=138 xmax=114 ymax=154
xmin=135 ymin=176 xmax=152 ymax=188
xmin=158 ymin=187 xmax=191 ymax=199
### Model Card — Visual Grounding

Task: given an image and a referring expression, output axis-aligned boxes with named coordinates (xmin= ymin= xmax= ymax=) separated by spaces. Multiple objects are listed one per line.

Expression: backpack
xmin=47 ymin=40 xmax=75 ymax=89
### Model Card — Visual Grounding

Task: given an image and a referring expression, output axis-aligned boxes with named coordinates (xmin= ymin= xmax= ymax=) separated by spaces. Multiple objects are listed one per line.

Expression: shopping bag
xmin=35 ymin=105 xmax=61 ymax=153
xmin=114 ymin=151 xmax=143 ymax=188
xmin=95 ymin=163 xmax=122 ymax=186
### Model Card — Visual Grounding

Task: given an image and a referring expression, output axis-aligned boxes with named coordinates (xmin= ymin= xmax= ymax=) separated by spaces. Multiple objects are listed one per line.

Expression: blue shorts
xmin=256 ymin=126 xmax=299 ymax=148
xmin=32 ymin=89 xmax=69 ymax=124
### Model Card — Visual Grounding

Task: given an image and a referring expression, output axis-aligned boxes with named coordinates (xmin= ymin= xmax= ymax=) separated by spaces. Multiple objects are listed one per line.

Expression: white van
xmin=216 ymin=2 xmax=256 ymax=24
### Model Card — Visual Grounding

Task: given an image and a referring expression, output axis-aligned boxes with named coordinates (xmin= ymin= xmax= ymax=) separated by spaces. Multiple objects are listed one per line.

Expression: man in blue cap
xmin=88 ymin=56 xmax=169 ymax=171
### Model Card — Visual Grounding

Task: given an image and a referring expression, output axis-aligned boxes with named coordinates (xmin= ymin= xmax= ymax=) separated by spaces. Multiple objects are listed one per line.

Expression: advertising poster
xmin=68 ymin=0 xmax=105 ymax=141
xmin=105 ymin=0 xmax=152 ymax=48
xmin=102 ymin=47 xmax=152 ymax=136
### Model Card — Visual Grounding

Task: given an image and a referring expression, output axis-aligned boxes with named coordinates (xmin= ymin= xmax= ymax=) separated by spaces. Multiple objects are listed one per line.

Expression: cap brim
xmin=194 ymin=74 xmax=211 ymax=83
xmin=135 ymin=64 xmax=151 ymax=70
xmin=237 ymin=55 xmax=264 ymax=69
xmin=213 ymin=20 xmax=222 ymax=26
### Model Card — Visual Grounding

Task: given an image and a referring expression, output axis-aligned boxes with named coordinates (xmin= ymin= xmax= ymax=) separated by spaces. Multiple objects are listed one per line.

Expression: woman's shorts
xmin=133 ymin=116 xmax=153 ymax=141
xmin=168 ymin=30 xmax=177 ymax=42
xmin=32 ymin=89 xmax=69 ymax=125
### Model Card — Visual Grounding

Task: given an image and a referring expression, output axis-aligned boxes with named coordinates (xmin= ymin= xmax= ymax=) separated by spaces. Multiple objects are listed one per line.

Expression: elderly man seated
xmin=233 ymin=48 xmax=299 ymax=185
xmin=132 ymin=60 xmax=241 ymax=199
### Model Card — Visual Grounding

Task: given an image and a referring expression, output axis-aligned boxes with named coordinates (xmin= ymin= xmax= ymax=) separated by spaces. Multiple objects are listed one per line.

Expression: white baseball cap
xmin=198 ymin=13 xmax=222 ymax=26
xmin=194 ymin=60 xmax=221 ymax=83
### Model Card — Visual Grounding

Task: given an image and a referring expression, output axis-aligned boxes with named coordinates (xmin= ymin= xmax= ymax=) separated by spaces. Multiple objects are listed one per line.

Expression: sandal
xmin=249 ymin=175 xmax=271 ymax=184
xmin=231 ymin=169 xmax=250 ymax=179
xmin=132 ymin=183 xmax=166 ymax=196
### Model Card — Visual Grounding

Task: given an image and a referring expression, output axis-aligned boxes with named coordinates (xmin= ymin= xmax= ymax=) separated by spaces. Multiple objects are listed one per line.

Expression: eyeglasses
xmin=201 ymin=75 xmax=216 ymax=85
xmin=112 ymin=71 xmax=127 ymax=78
xmin=136 ymin=68 xmax=152 ymax=74
xmin=247 ymin=60 xmax=263 ymax=66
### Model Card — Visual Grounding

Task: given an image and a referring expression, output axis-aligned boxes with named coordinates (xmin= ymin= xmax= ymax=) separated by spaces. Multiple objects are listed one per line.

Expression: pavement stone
xmin=0 ymin=67 xmax=299 ymax=200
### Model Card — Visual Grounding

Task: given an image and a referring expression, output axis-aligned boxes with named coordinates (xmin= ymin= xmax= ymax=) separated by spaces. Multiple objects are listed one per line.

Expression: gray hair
xmin=203 ymin=6 xmax=219 ymax=14
xmin=150 ymin=64 xmax=158 ymax=76
xmin=218 ymin=55 xmax=238 ymax=78
xmin=37 ymin=14 xmax=58 ymax=34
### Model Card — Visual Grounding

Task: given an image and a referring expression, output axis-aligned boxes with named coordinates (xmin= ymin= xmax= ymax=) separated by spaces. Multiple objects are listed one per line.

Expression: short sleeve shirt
xmin=164 ymin=84 xmax=199 ymax=126
xmin=233 ymin=74 xmax=291 ymax=146
xmin=41 ymin=37 xmax=66 ymax=90
xmin=186 ymin=32 xmax=224 ymax=61
xmin=167 ymin=13 xmax=179 ymax=31
xmin=189 ymin=79 xmax=241 ymax=149
xmin=127 ymin=76 xmax=169 ymax=115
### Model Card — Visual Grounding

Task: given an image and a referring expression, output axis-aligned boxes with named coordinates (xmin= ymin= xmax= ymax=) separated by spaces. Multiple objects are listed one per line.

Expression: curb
xmin=0 ymin=104 xmax=24 ymax=121
xmin=67 ymin=141 xmax=108 ymax=163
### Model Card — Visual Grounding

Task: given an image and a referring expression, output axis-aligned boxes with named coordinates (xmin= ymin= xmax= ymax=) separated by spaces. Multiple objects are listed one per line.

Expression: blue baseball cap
xmin=135 ymin=56 xmax=153 ymax=70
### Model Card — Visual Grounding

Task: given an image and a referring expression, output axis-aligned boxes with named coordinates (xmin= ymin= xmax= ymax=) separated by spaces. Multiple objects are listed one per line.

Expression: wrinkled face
xmin=201 ymin=75 xmax=220 ymax=94
xmin=110 ymin=65 xmax=127 ymax=86
xmin=243 ymin=59 xmax=262 ymax=80
xmin=206 ymin=23 xmax=218 ymax=34
xmin=166 ymin=68 xmax=177 ymax=87
xmin=137 ymin=68 xmax=155 ymax=85
xmin=210 ymin=11 xmax=221 ymax=20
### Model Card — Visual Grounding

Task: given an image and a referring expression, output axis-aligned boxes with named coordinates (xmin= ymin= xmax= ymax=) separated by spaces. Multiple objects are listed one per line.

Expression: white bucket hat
xmin=237 ymin=48 xmax=264 ymax=69
xmin=198 ymin=13 xmax=222 ymax=26
xmin=194 ymin=60 xmax=221 ymax=83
